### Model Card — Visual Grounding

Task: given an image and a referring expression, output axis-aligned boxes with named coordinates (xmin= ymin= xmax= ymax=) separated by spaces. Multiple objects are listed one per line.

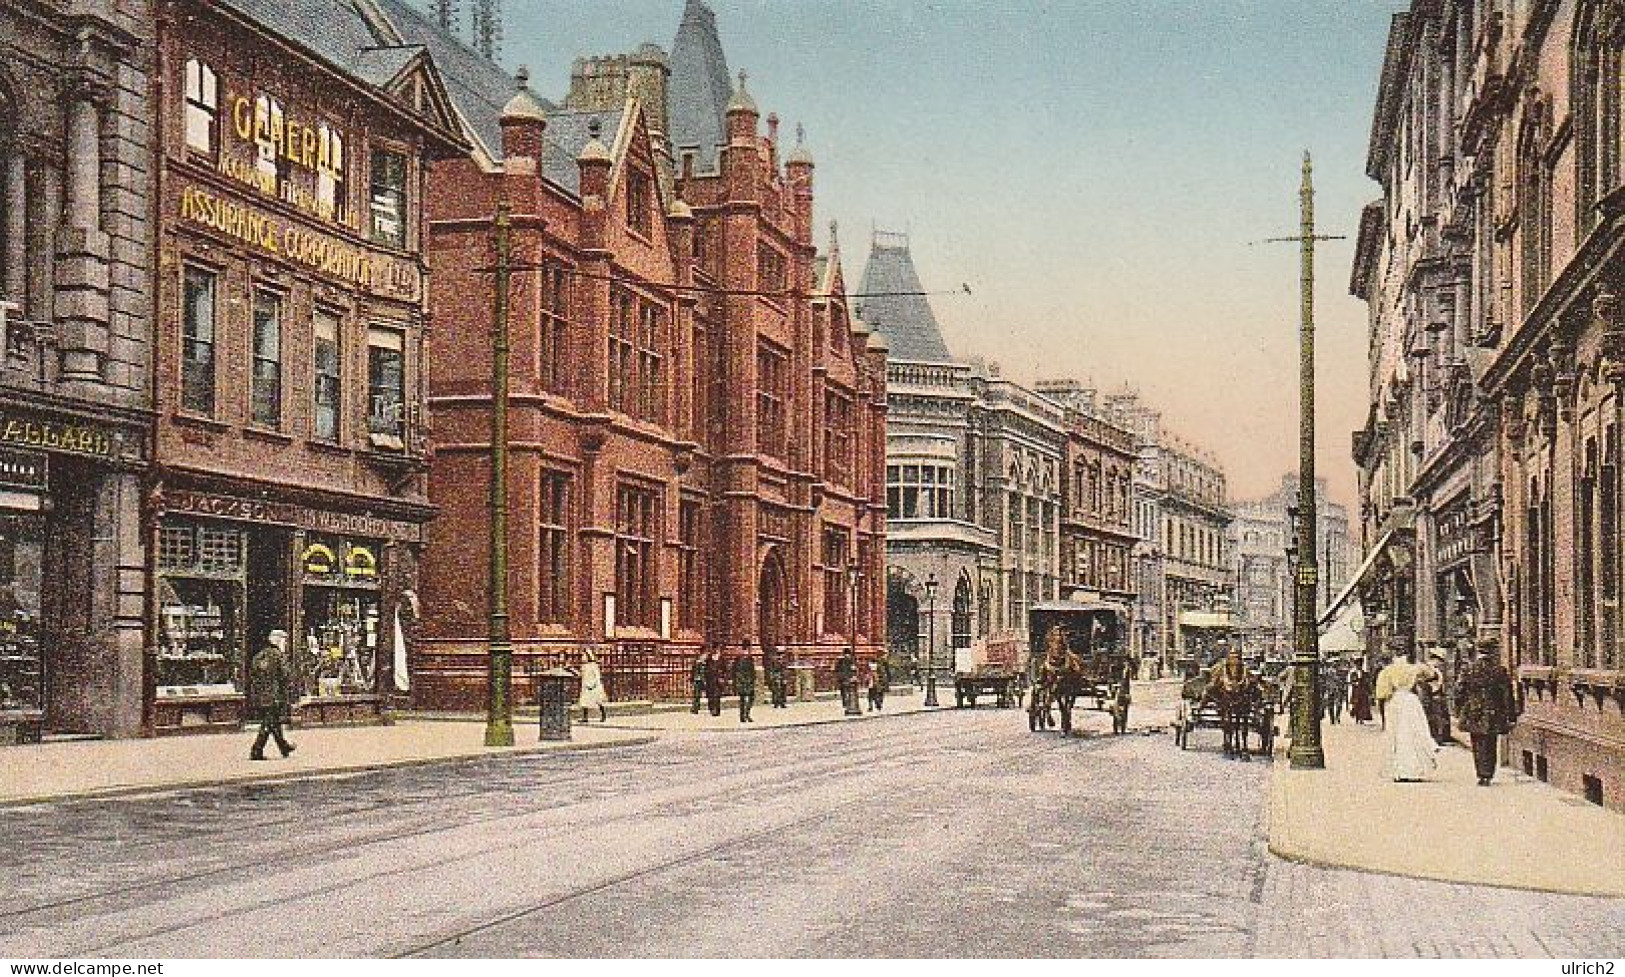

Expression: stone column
xmin=54 ymin=76 xmax=112 ymax=384
xmin=4 ymin=151 xmax=25 ymax=310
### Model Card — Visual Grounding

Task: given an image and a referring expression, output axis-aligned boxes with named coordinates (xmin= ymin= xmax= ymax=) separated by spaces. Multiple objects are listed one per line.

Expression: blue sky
xmin=442 ymin=0 xmax=1402 ymax=505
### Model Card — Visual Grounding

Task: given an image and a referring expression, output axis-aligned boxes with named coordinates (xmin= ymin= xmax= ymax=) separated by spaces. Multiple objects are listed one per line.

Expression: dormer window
xmin=626 ymin=168 xmax=652 ymax=238
xmin=183 ymin=59 xmax=218 ymax=156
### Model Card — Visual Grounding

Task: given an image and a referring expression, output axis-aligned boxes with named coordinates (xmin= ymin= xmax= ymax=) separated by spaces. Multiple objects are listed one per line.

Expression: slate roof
xmin=668 ymin=0 xmax=732 ymax=172
xmin=373 ymin=0 xmax=546 ymax=158
xmin=855 ymin=239 xmax=953 ymax=363
xmin=219 ymin=0 xmax=385 ymax=76
xmin=540 ymin=109 xmax=626 ymax=195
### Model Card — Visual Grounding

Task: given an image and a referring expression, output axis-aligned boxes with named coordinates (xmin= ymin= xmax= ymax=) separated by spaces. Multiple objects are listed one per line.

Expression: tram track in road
xmin=0 ymin=713 xmax=965 ymax=953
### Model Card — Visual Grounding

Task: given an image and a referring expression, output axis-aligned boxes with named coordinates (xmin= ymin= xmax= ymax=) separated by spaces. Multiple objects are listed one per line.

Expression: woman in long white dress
xmin=1374 ymin=655 xmax=1439 ymax=781
xmin=576 ymin=647 xmax=610 ymax=723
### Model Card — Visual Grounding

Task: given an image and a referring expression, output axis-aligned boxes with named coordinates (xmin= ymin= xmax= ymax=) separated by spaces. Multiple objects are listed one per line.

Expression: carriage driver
xmin=1207 ymin=645 xmax=1253 ymax=696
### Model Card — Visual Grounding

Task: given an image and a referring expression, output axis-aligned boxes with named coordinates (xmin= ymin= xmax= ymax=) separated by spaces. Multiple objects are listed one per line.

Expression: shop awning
xmin=1321 ymin=513 xmax=1414 ymax=628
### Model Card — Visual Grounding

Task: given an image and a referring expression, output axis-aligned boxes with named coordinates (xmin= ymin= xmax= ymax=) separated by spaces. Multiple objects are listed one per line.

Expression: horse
xmin=1203 ymin=671 xmax=1262 ymax=759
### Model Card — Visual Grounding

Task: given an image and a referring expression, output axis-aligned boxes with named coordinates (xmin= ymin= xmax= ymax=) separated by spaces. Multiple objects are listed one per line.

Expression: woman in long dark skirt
xmin=1349 ymin=664 xmax=1374 ymax=724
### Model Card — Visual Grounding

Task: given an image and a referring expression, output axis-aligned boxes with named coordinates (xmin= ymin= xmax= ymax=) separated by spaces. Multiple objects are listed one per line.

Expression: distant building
xmin=863 ymin=233 xmax=1068 ymax=680
xmin=1228 ymin=475 xmax=1352 ymax=659
xmin=1102 ymin=390 xmax=1232 ymax=671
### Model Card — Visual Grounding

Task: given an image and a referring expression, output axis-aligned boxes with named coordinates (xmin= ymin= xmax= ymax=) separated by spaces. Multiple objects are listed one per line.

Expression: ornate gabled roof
xmin=668 ymin=0 xmax=732 ymax=172
xmin=855 ymin=232 xmax=953 ymax=363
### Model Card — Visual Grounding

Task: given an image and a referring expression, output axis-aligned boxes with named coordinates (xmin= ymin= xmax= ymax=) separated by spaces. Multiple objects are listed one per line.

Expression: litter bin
xmin=535 ymin=667 xmax=575 ymax=741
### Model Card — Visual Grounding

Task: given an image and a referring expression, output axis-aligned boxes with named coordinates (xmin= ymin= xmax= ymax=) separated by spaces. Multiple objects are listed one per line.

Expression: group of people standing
xmin=681 ymin=645 xmax=886 ymax=723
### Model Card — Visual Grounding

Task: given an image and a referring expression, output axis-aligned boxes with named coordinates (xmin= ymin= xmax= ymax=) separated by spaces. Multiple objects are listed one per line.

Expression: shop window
xmin=0 ymin=511 xmax=44 ymax=715
xmin=367 ymin=326 xmax=406 ymax=449
xmin=316 ymin=125 xmax=347 ymax=224
xmin=250 ymin=290 xmax=282 ymax=428
xmin=369 ymin=149 xmax=407 ymax=248
xmin=538 ymin=471 xmax=571 ymax=626
xmin=181 ymin=266 xmax=217 ymax=415
xmin=183 ymin=58 xmax=218 ymax=157
xmin=312 ymin=311 xmax=341 ymax=442
xmin=614 ymin=483 xmax=658 ymax=630
xmin=157 ymin=521 xmax=248 ymax=696
xmin=299 ymin=535 xmax=381 ymax=698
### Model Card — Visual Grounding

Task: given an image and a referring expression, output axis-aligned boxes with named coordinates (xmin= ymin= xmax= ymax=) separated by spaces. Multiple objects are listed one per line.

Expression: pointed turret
xmin=855 ymin=231 xmax=953 ymax=363
xmin=669 ymin=0 xmax=732 ymax=172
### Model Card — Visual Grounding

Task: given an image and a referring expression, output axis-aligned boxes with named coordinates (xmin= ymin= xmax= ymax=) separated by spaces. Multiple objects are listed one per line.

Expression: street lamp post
xmin=484 ymin=202 xmax=515 ymax=748
xmin=923 ymin=573 xmax=939 ymax=707
xmin=1288 ymin=154 xmax=1327 ymax=769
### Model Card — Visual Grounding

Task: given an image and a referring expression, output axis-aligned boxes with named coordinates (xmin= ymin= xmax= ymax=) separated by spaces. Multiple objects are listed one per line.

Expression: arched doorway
xmin=887 ymin=571 xmax=920 ymax=679
xmin=757 ymin=548 xmax=787 ymax=652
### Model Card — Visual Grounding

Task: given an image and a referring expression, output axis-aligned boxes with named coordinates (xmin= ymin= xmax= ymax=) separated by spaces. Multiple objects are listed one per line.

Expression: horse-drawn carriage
xmin=1026 ymin=601 xmax=1131 ymax=735
xmin=1172 ymin=662 xmax=1278 ymax=757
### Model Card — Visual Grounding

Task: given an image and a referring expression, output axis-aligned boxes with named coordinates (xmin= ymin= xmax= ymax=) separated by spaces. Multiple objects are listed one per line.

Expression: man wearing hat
xmin=249 ymin=630 xmax=296 ymax=760
xmin=732 ymin=641 xmax=757 ymax=723
xmin=1455 ymin=642 xmax=1517 ymax=786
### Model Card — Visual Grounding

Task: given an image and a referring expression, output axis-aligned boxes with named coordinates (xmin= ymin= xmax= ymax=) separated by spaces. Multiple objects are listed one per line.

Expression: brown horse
xmin=1203 ymin=660 xmax=1262 ymax=759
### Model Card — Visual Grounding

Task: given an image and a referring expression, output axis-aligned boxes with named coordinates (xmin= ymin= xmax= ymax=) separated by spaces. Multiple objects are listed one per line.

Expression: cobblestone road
xmin=0 ymin=687 xmax=1619 ymax=958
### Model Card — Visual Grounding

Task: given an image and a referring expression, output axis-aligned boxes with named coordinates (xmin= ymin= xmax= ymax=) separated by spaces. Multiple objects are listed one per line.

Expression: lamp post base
xmin=923 ymin=678 xmax=939 ymax=708
xmin=484 ymin=720 xmax=514 ymax=748
xmin=1289 ymin=744 xmax=1325 ymax=769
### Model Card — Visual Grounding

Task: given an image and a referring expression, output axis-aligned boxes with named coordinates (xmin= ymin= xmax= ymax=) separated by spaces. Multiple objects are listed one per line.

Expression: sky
xmin=439 ymin=0 xmax=1402 ymax=508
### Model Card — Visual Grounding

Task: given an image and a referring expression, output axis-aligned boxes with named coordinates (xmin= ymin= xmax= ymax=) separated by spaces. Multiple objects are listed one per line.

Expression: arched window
xmin=1572 ymin=3 xmax=1622 ymax=234
xmin=1516 ymin=102 xmax=1552 ymax=316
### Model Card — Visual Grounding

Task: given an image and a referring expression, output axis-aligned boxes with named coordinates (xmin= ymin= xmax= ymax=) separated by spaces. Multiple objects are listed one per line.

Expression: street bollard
xmin=535 ymin=667 xmax=574 ymax=741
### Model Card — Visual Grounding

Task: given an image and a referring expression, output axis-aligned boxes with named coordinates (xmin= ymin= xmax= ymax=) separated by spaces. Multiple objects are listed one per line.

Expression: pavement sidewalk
xmin=1269 ymin=718 xmax=1625 ymax=897
xmin=593 ymin=687 xmax=943 ymax=732
xmin=0 ymin=720 xmax=654 ymax=808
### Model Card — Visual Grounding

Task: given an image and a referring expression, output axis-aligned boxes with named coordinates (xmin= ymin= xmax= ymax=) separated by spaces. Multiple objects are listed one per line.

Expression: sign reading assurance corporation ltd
xmin=178 ymin=184 xmax=420 ymax=302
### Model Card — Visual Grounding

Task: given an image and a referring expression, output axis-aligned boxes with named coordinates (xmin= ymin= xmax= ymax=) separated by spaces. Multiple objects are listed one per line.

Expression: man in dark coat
xmin=1322 ymin=664 xmax=1347 ymax=724
xmin=690 ymin=652 xmax=707 ymax=714
xmin=249 ymin=630 xmax=296 ymax=760
xmin=704 ymin=649 xmax=724 ymax=717
xmin=836 ymin=648 xmax=860 ymax=715
xmin=765 ymin=647 xmax=789 ymax=708
xmin=733 ymin=643 xmax=757 ymax=723
xmin=1455 ymin=644 xmax=1517 ymax=785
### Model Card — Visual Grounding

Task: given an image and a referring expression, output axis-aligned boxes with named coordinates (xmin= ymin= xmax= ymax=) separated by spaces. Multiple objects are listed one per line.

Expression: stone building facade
xmin=864 ymin=235 xmax=1069 ymax=681
xmin=1102 ymin=389 xmax=1233 ymax=671
xmin=1352 ymin=0 xmax=1625 ymax=810
xmin=1228 ymin=474 xmax=1352 ymax=658
xmin=414 ymin=0 xmax=887 ymax=708
xmin=0 ymin=0 xmax=153 ymax=742
xmin=146 ymin=0 xmax=466 ymax=732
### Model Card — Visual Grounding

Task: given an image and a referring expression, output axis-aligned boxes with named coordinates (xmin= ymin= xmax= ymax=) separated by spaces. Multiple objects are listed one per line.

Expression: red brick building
xmin=411 ymin=2 xmax=887 ymax=707
xmin=147 ymin=0 xmax=465 ymax=732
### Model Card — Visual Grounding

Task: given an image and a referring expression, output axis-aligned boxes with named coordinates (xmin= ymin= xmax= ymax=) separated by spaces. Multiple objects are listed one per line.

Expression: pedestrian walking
xmin=867 ymin=655 xmax=890 ymax=711
xmin=248 ymin=630 xmax=296 ymax=761
xmin=1419 ymin=650 xmax=1453 ymax=745
xmin=1322 ymin=664 xmax=1347 ymax=724
xmin=1374 ymin=654 xmax=1438 ymax=782
xmin=836 ymin=647 xmax=860 ymax=716
xmin=690 ymin=651 xmax=706 ymax=714
xmin=1349 ymin=663 xmax=1373 ymax=724
xmin=766 ymin=647 xmax=789 ymax=708
xmin=704 ymin=649 xmax=724 ymax=717
xmin=1454 ymin=643 xmax=1517 ymax=786
xmin=733 ymin=642 xmax=757 ymax=723
xmin=576 ymin=646 xmax=609 ymax=723
xmin=1110 ymin=657 xmax=1134 ymax=735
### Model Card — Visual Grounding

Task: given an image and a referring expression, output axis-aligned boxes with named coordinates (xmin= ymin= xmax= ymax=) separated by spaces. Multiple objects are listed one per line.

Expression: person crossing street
xmin=248 ymin=630 xmax=296 ymax=761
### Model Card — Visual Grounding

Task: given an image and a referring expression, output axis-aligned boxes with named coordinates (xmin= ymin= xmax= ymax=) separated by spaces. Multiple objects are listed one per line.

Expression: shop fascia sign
xmin=0 ymin=410 xmax=118 ymax=459
xmin=165 ymin=488 xmax=422 ymax=543
xmin=177 ymin=183 xmax=419 ymax=302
